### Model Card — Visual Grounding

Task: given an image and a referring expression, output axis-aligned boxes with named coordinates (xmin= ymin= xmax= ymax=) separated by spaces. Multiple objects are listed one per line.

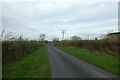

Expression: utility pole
xmin=87 ymin=35 xmax=89 ymax=40
xmin=61 ymin=30 xmax=65 ymax=41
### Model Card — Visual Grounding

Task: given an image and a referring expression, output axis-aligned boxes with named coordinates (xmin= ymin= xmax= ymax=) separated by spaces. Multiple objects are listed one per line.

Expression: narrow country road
xmin=48 ymin=45 xmax=117 ymax=78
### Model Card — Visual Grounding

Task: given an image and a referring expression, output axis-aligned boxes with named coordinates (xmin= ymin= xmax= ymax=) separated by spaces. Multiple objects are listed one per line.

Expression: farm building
xmin=106 ymin=32 xmax=120 ymax=42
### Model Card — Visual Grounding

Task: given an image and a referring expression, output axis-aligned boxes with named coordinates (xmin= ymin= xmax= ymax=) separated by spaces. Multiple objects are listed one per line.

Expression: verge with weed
xmin=3 ymin=46 xmax=51 ymax=78
xmin=57 ymin=46 xmax=118 ymax=75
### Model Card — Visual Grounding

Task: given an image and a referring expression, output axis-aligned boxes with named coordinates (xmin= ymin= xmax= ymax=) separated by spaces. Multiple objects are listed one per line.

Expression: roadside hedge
xmin=2 ymin=41 xmax=44 ymax=66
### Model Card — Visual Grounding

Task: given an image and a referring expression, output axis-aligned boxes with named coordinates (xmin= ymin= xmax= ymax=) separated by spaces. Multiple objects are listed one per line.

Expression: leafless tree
xmin=1 ymin=29 xmax=15 ymax=41
xmin=39 ymin=34 xmax=46 ymax=42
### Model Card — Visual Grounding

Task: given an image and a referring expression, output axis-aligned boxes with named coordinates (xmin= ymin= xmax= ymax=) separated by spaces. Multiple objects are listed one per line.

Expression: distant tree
xmin=95 ymin=37 xmax=97 ymax=40
xmin=99 ymin=30 xmax=113 ymax=40
xmin=52 ymin=37 xmax=59 ymax=42
xmin=44 ymin=40 xmax=48 ymax=43
xmin=70 ymin=35 xmax=82 ymax=40
xmin=99 ymin=34 xmax=106 ymax=40
xmin=39 ymin=34 xmax=46 ymax=42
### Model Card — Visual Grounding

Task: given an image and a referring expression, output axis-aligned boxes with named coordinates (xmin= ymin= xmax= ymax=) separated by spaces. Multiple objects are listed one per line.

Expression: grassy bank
xmin=57 ymin=46 xmax=118 ymax=75
xmin=3 ymin=46 xmax=51 ymax=78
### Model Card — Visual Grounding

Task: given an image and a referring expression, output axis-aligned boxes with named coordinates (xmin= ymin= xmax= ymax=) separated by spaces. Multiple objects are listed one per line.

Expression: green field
xmin=3 ymin=46 xmax=51 ymax=78
xmin=57 ymin=46 xmax=118 ymax=75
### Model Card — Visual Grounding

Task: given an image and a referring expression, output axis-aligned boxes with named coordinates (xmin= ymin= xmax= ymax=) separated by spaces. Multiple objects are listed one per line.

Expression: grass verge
xmin=3 ymin=46 xmax=51 ymax=78
xmin=57 ymin=46 xmax=118 ymax=75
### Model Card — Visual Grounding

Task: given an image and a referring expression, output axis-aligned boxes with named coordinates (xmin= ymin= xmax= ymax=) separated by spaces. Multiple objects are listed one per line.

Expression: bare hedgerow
xmin=2 ymin=30 xmax=44 ymax=66
xmin=53 ymin=37 xmax=118 ymax=57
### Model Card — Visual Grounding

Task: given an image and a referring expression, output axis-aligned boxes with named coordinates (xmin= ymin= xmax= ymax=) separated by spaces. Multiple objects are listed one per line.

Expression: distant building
xmin=106 ymin=32 xmax=120 ymax=42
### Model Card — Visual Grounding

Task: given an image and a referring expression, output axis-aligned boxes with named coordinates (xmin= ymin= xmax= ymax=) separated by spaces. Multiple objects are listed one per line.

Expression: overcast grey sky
xmin=1 ymin=0 xmax=118 ymax=40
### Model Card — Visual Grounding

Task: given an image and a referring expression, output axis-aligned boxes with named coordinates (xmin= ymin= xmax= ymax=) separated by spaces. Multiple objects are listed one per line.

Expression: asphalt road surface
xmin=48 ymin=45 xmax=117 ymax=78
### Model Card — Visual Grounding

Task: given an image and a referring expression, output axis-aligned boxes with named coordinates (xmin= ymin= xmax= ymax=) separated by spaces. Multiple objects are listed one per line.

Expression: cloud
xmin=1 ymin=0 xmax=119 ymax=3
xmin=2 ymin=2 xmax=118 ymax=40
